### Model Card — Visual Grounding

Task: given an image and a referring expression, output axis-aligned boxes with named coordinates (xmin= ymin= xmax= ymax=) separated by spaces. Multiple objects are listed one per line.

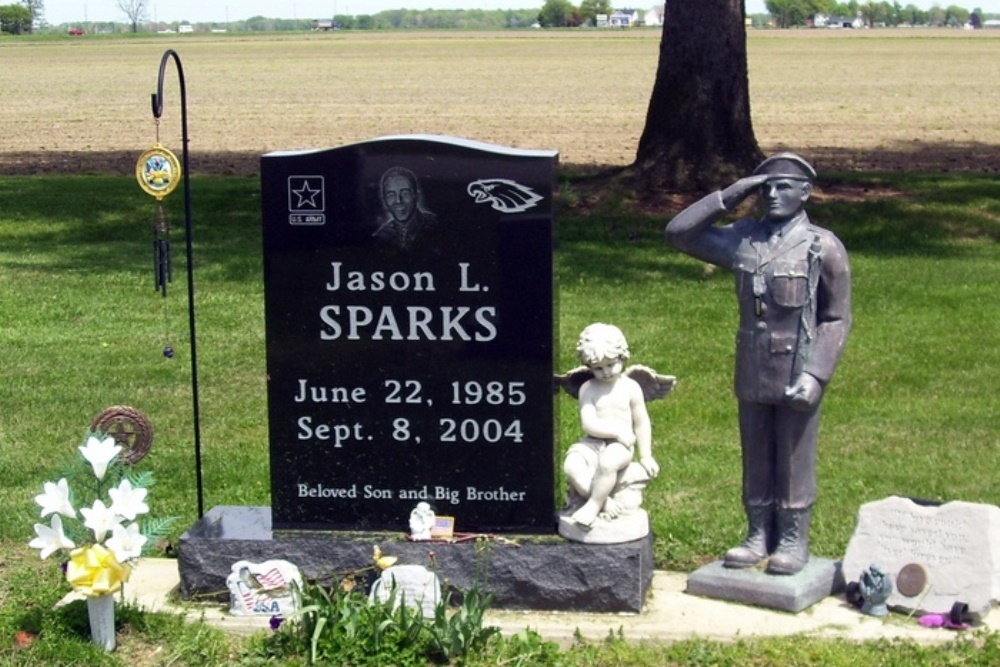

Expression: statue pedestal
xmin=686 ymin=558 xmax=845 ymax=613
xmin=179 ymin=506 xmax=655 ymax=613
xmin=557 ymin=510 xmax=649 ymax=544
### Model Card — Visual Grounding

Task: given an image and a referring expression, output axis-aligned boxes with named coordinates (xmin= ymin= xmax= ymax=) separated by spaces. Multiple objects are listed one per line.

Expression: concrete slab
xmin=85 ymin=558 xmax=997 ymax=646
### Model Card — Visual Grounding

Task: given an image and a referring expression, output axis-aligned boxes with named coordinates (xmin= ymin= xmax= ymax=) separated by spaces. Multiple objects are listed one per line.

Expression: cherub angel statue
xmin=408 ymin=501 xmax=436 ymax=541
xmin=554 ymin=323 xmax=675 ymax=543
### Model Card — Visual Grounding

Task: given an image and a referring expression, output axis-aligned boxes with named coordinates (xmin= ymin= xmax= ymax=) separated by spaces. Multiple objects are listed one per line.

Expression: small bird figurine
xmin=373 ymin=545 xmax=398 ymax=571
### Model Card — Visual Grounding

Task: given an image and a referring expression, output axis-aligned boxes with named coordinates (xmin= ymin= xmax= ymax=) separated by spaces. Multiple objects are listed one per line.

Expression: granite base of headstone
xmin=178 ymin=506 xmax=654 ymax=613
xmin=842 ymin=496 xmax=1000 ymax=619
xmin=686 ymin=558 xmax=845 ymax=613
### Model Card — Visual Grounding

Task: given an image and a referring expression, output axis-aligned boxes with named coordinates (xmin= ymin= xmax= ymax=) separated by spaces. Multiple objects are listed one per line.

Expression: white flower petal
xmin=34 ymin=478 xmax=76 ymax=519
xmin=108 ymin=479 xmax=149 ymax=521
xmin=105 ymin=522 xmax=148 ymax=563
xmin=78 ymin=435 xmax=122 ymax=481
xmin=29 ymin=515 xmax=75 ymax=560
xmin=80 ymin=499 xmax=121 ymax=544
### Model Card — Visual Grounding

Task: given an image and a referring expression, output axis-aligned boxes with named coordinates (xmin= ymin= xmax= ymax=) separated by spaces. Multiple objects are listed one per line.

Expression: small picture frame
xmin=430 ymin=516 xmax=455 ymax=539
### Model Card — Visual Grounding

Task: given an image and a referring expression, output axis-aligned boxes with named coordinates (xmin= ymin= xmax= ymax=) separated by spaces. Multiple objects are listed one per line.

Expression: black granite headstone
xmin=261 ymin=135 xmax=557 ymax=533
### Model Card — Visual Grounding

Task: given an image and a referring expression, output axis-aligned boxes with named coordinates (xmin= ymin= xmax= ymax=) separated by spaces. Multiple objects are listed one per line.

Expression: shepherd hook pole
xmin=152 ymin=49 xmax=205 ymax=519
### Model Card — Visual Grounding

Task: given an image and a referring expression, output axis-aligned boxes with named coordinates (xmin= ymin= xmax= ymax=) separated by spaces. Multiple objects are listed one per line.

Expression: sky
xmin=43 ymin=0 xmax=1000 ymax=25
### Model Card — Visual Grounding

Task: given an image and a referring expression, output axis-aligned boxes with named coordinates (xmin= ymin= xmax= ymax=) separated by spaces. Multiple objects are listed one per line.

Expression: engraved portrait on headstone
xmin=372 ymin=166 xmax=439 ymax=250
xmin=665 ymin=153 xmax=852 ymax=575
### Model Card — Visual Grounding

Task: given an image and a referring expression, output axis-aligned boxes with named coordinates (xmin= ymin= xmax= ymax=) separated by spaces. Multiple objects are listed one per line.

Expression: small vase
xmin=86 ymin=593 xmax=116 ymax=651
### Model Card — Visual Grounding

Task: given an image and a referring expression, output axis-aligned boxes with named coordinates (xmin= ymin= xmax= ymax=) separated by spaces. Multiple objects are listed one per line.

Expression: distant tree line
xmin=33 ymin=9 xmax=543 ymax=33
xmin=0 ymin=4 xmax=31 ymax=33
xmin=759 ymin=1 xmax=991 ymax=28
xmin=344 ymin=1 xmax=655 ymax=29
xmin=0 ymin=0 xmax=40 ymax=34
xmin=17 ymin=1 xmax=996 ymax=35
xmin=330 ymin=8 xmax=540 ymax=29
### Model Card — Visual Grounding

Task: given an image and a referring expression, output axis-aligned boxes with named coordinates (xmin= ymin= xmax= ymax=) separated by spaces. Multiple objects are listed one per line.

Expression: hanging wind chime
xmin=135 ymin=125 xmax=182 ymax=359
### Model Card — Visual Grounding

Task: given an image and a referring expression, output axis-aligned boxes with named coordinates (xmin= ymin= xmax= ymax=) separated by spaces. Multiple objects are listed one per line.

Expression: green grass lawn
xmin=1 ymin=171 xmax=999 ymax=665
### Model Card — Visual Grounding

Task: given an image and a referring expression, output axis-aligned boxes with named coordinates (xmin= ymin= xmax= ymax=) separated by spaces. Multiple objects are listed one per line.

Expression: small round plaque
xmin=896 ymin=563 xmax=928 ymax=597
xmin=136 ymin=143 xmax=181 ymax=200
xmin=91 ymin=406 xmax=154 ymax=465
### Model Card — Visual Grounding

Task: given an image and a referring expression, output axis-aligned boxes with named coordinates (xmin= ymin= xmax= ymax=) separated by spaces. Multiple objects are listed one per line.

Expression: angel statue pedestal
xmin=555 ymin=323 xmax=675 ymax=545
xmin=557 ymin=461 xmax=655 ymax=544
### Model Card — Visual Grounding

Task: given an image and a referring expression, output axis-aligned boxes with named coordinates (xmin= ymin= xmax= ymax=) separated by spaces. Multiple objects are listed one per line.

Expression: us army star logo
xmin=288 ymin=176 xmax=325 ymax=212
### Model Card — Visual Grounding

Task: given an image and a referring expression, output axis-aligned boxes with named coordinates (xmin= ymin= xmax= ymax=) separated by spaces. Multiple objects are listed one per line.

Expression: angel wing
xmin=553 ymin=366 xmax=594 ymax=399
xmin=624 ymin=365 xmax=677 ymax=402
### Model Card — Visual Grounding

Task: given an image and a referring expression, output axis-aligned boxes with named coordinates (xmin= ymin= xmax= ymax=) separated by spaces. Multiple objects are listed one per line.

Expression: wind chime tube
xmin=165 ymin=227 xmax=173 ymax=285
xmin=152 ymin=237 xmax=159 ymax=294
xmin=154 ymin=202 xmax=172 ymax=297
xmin=156 ymin=237 xmax=168 ymax=296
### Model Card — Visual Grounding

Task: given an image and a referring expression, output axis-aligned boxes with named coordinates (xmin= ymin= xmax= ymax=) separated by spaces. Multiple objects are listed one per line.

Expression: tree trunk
xmin=631 ymin=0 xmax=763 ymax=193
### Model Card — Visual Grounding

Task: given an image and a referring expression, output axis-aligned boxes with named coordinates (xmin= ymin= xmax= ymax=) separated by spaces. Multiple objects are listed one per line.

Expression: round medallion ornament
xmin=896 ymin=562 xmax=928 ymax=597
xmin=90 ymin=406 xmax=154 ymax=465
xmin=136 ymin=144 xmax=181 ymax=200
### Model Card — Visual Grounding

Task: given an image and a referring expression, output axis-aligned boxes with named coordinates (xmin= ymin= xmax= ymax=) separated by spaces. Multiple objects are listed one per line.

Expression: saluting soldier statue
xmin=665 ymin=153 xmax=851 ymax=575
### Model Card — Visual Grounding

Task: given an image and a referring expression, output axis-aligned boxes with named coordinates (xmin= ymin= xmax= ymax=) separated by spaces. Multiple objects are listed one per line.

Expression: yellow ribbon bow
xmin=66 ymin=544 xmax=132 ymax=596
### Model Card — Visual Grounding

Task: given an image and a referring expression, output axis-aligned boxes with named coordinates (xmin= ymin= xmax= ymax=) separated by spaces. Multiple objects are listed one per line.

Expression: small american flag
xmin=256 ymin=568 xmax=288 ymax=590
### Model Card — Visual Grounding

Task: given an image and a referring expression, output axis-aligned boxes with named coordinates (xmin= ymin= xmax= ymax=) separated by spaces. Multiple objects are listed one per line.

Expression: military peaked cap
xmin=752 ymin=152 xmax=816 ymax=182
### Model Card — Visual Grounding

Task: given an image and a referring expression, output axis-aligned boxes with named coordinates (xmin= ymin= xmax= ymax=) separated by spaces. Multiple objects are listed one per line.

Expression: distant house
xmin=178 ymin=23 xmax=194 ymax=33
xmin=643 ymin=8 xmax=663 ymax=26
xmin=813 ymin=14 xmax=864 ymax=29
xmin=608 ymin=9 xmax=640 ymax=27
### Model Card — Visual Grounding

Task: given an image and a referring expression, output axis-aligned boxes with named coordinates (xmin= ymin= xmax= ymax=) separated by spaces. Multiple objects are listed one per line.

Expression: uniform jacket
xmin=666 ymin=190 xmax=852 ymax=404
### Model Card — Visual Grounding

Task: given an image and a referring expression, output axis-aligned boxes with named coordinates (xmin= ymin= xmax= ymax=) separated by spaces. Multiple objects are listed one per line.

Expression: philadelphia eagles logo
xmin=466 ymin=179 xmax=543 ymax=213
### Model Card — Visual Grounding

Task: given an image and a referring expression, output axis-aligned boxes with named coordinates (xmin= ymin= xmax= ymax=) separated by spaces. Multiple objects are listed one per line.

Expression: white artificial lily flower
xmin=80 ymin=499 xmax=121 ymax=543
xmin=78 ymin=435 xmax=121 ymax=481
xmin=29 ymin=514 xmax=75 ymax=560
xmin=105 ymin=522 xmax=147 ymax=563
xmin=108 ymin=479 xmax=149 ymax=521
xmin=34 ymin=478 xmax=76 ymax=519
